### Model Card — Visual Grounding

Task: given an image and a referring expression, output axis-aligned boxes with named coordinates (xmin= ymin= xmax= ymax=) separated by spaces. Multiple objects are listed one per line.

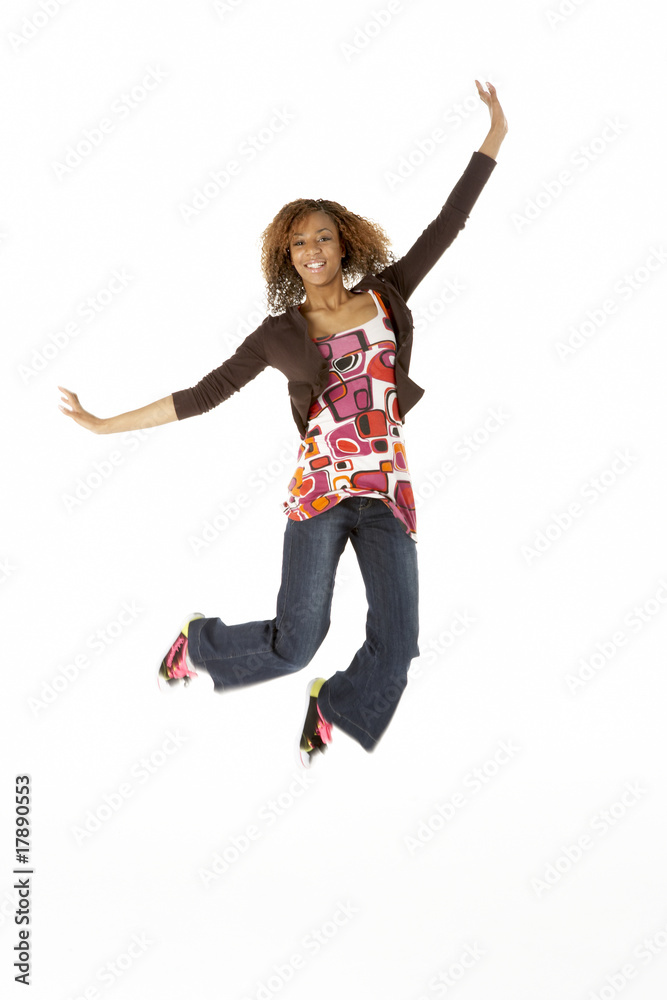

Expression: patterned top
xmin=283 ymin=288 xmax=417 ymax=541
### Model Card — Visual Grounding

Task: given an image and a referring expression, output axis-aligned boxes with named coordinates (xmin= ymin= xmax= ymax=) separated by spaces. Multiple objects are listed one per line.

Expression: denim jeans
xmin=187 ymin=496 xmax=419 ymax=752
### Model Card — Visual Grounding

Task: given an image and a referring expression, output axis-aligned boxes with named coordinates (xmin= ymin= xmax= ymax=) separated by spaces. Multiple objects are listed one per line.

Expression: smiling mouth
xmin=305 ymin=261 xmax=326 ymax=270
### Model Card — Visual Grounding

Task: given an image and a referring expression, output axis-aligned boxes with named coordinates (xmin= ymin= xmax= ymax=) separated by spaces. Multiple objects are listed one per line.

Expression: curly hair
xmin=259 ymin=198 xmax=397 ymax=315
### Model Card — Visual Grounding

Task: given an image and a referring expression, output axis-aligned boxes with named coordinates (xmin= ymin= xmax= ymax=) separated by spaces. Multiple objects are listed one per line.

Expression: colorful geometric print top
xmin=282 ymin=288 xmax=417 ymax=541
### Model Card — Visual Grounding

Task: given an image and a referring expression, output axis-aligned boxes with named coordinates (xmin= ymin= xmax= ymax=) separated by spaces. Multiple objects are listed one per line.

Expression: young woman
xmin=59 ymin=80 xmax=507 ymax=767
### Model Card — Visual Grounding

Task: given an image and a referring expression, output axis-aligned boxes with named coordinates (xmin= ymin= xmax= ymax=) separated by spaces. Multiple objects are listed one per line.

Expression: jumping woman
xmin=59 ymin=79 xmax=508 ymax=767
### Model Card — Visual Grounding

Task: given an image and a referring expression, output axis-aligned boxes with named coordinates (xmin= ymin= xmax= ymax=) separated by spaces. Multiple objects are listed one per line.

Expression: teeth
xmin=307 ymin=262 xmax=324 ymax=268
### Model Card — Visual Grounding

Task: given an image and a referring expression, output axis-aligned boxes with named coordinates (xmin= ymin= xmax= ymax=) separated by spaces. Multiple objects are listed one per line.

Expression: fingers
xmin=57 ymin=385 xmax=80 ymax=416
xmin=58 ymin=385 xmax=78 ymax=407
xmin=475 ymin=79 xmax=498 ymax=100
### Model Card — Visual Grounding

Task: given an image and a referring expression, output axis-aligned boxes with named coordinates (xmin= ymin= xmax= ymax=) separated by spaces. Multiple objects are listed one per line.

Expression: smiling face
xmin=287 ymin=210 xmax=345 ymax=288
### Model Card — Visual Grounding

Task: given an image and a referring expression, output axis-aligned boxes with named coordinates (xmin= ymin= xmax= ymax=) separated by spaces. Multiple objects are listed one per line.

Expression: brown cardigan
xmin=172 ymin=150 xmax=497 ymax=436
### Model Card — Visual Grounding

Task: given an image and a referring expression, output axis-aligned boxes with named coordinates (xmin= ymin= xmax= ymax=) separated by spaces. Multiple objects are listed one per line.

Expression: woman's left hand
xmin=475 ymin=80 xmax=508 ymax=137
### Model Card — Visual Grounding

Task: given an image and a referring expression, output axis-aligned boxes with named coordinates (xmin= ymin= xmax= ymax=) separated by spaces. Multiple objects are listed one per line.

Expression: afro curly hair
xmin=259 ymin=197 xmax=397 ymax=315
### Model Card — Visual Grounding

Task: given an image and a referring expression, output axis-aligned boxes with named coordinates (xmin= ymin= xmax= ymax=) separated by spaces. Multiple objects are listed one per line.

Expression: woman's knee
xmin=275 ymin=616 xmax=329 ymax=669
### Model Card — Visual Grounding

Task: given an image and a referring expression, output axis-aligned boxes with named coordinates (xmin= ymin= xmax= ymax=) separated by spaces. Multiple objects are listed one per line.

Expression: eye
xmin=292 ymin=236 xmax=332 ymax=246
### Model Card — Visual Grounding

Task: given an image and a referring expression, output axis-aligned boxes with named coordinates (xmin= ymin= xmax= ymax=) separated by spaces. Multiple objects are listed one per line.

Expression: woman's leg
xmin=317 ymin=498 xmax=420 ymax=752
xmin=186 ymin=505 xmax=353 ymax=690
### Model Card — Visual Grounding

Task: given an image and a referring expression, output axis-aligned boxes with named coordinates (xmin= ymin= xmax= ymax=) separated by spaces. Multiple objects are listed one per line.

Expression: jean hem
xmin=187 ymin=617 xmax=205 ymax=665
xmin=319 ymin=688 xmax=378 ymax=753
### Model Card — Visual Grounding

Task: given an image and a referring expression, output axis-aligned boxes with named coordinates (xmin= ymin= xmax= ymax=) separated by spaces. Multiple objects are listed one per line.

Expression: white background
xmin=3 ymin=1 xmax=667 ymax=998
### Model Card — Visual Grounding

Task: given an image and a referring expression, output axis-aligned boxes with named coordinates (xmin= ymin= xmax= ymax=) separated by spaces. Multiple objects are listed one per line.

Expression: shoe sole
xmin=157 ymin=612 xmax=204 ymax=693
xmin=295 ymin=676 xmax=327 ymax=769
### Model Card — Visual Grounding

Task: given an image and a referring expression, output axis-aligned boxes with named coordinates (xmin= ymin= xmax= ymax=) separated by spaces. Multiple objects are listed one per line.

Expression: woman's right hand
xmin=58 ymin=386 xmax=107 ymax=434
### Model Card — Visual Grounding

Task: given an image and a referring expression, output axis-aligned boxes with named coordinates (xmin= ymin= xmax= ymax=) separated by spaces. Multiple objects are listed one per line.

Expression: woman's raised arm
xmin=58 ymin=386 xmax=178 ymax=434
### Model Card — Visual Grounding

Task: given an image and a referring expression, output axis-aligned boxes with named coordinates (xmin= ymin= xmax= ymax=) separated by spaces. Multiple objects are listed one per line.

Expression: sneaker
xmin=157 ymin=613 xmax=206 ymax=692
xmin=298 ymin=677 xmax=333 ymax=767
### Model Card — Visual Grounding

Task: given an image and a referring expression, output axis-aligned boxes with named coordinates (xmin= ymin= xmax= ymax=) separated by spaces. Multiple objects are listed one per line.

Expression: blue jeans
xmin=187 ymin=496 xmax=419 ymax=752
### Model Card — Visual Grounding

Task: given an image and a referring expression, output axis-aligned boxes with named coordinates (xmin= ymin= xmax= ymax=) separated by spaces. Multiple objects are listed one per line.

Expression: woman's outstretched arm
xmin=58 ymin=386 xmax=177 ymax=434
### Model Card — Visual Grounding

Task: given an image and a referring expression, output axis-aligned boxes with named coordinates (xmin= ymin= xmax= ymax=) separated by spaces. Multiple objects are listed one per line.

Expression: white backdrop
xmin=3 ymin=1 xmax=667 ymax=998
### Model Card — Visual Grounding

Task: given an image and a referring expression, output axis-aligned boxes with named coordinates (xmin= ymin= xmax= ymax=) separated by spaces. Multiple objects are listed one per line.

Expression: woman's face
xmin=287 ymin=210 xmax=345 ymax=288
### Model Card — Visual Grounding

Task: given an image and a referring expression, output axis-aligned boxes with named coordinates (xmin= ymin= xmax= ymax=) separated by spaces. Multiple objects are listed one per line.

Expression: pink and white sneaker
xmin=157 ymin=613 xmax=208 ymax=692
